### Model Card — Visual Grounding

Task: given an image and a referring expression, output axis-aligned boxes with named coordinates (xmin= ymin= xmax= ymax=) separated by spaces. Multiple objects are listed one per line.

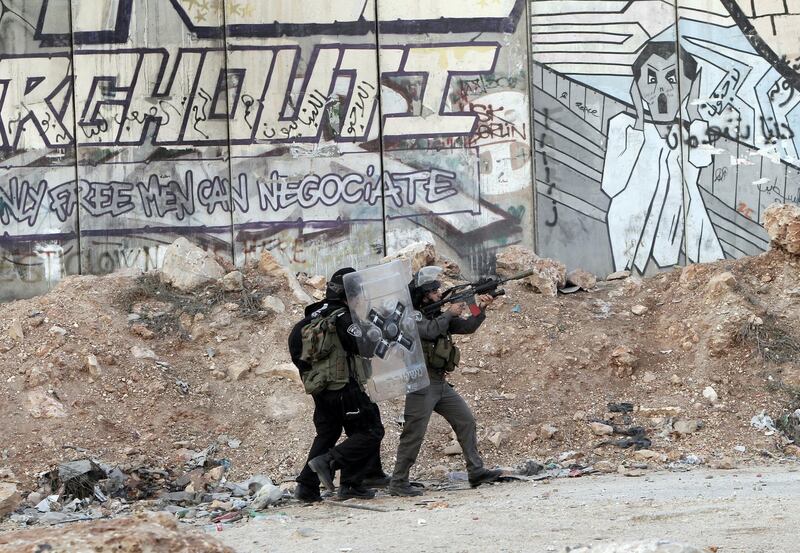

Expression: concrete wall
xmin=531 ymin=0 xmax=800 ymax=276
xmin=0 ymin=0 xmax=532 ymax=300
xmin=2 ymin=0 xmax=800 ymax=301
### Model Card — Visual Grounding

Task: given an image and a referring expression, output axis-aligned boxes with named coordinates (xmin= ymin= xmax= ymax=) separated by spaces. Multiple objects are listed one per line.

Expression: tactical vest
xmin=421 ymin=334 xmax=461 ymax=373
xmin=298 ymin=308 xmax=369 ymax=394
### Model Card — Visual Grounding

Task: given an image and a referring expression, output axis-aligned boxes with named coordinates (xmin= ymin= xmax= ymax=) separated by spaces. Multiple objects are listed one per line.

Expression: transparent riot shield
xmin=343 ymin=260 xmax=429 ymax=401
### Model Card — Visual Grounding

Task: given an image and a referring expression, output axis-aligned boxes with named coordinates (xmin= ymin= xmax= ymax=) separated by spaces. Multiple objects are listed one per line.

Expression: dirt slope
xmin=0 ymin=249 xmax=799 ymax=496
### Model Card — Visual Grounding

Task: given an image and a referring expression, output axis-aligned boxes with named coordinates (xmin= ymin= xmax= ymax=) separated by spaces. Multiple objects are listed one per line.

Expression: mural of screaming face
xmin=602 ymin=40 xmax=723 ymax=273
xmin=631 ymin=41 xmax=697 ymax=127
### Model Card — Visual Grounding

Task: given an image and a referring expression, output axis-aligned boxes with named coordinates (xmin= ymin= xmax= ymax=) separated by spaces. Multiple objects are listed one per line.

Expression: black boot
xmin=361 ymin=473 xmax=391 ymax=487
xmin=387 ymin=481 xmax=423 ymax=497
xmin=338 ymin=484 xmax=376 ymax=500
xmin=469 ymin=468 xmax=503 ymax=488
xmin=308 ymin=453 xmax=336 ymax=491
xmin=294 ymin=483 xmax=322 ymax=503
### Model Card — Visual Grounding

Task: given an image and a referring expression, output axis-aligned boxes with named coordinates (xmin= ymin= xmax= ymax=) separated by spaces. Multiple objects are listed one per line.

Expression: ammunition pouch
xmin=422 ymin=335 xmax=460 ymax=373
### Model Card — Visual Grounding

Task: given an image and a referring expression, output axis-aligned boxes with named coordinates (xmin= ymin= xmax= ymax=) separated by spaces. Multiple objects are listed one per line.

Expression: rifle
xmin=420 ymin=270 xmax=534 ymax=317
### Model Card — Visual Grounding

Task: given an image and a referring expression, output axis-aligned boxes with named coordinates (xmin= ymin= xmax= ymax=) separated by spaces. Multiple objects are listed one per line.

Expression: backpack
xmin=288 ymin=307 xmax=350 ymax=395
xmin=299 ymin=307 xmax=346 ymax=365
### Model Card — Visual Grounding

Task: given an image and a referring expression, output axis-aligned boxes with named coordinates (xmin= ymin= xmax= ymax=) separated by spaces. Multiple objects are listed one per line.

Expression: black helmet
xmin=326 ymin=267 xmax=356 ymax=300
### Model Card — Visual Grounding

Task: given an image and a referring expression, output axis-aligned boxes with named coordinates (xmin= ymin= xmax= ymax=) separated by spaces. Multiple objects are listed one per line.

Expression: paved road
xmin=213 ymin=465 xmax=798 ymax=553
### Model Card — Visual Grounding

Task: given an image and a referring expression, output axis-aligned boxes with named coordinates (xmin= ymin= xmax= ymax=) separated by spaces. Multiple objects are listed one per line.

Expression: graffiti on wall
xmin=0 ymin=0 xmax=533 ymax=300
xmin=531 ymin=0 xmax=800 ymax=276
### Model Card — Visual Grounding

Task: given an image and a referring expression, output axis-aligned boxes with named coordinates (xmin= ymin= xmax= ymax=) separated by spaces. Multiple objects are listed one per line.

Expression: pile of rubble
xmin=0 ymin=204 xmax=799 ymax=533
xmin=2 ymin=440 xmax=285 ymax=530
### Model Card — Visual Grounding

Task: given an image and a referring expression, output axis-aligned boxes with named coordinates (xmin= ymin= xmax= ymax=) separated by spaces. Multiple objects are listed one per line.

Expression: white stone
xmin=589 ymin=422 xmax=613 ymax=436
xmin=131 ymin=346 xmax=157 ymax=360
xmin=86 ymin=354 xmax=102 ymax=377
xmin=48 ymin=325 xmax=67 ymax=336
xmin=26 ymin=390 xmax=67 ymax=419
xmin=261 ymin=295 xmax=286 ymax=314
xmin=160 ymin=237 xmax=224 ymax=291
xmin=702 ymin=386 xmax=719 ymax=403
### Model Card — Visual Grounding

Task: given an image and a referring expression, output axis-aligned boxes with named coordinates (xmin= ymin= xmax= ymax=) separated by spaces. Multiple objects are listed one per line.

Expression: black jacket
xmin=288 ymin=300 xmax=359 ymax=374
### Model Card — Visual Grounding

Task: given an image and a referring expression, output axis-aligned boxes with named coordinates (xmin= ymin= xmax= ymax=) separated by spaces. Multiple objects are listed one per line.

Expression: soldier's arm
xmin=335 ymin=311 xmax=361 ymax=355
xmin=448 ymin=310 xmax=486 ymax=334
xmin=416 ymin=313 xmax=454 ymax=340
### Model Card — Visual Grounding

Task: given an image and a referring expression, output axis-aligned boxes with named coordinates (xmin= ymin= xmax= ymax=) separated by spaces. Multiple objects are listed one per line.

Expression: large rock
xmin=495 ymin=245 xmax=537 ymax=275
xmin=160 ymin=238 xmax=225 ymax=291
xmin=257 ymin=250 xmax=284 ymax=278
xmin=0 ymin=513 xmax=234 ymax=552
xmin=705 ymin=271 xmax=737 ymax=299
xmin=0 ymin=483 xmax=20 ymax=518
xmin=495 ymin=245 xmax=566 ymax=296
xmin=260 ymin=295 xmax=286 ymax=314
xmin=382 ymin=242 xmax=436 ymax=273
xmin=564 ymin=541 xmax=701 ymax=553
xmin=763 ymin=203 xmax=800 ymax=254
xmin=220 ymin=271 xmax=244 ymax=292
xmin=567 ymin=269 xmax=597 ymax=290
xmin=26 ymin=390 xmax=67 ymax=419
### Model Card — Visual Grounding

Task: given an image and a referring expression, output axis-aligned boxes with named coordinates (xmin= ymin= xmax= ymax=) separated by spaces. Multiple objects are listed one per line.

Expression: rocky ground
xmin=0 ymin=205 xmax=799 ymax=548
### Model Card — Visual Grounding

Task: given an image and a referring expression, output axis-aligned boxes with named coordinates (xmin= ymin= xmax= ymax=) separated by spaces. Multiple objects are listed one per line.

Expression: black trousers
xmin=297 ymin=382 xmax=385 ymax=488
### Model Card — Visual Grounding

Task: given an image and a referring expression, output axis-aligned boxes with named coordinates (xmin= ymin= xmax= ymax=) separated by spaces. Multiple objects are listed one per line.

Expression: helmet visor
xmin=415 ymin=266 xmax=443 ymax=290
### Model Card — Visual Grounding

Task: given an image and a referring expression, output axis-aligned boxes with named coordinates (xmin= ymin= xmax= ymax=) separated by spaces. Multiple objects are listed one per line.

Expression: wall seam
xmin=220 ymin=0 xmax=236 ymax=264
xmin=525 ymin=0 xmax=538 ymax=255
xmin=372 ymin=0 xmax=389 ymax=259
xmin=673 ymin=0 xmax=691 ymax=269
xmin=66 ymin=0 xmax=82 ymax=276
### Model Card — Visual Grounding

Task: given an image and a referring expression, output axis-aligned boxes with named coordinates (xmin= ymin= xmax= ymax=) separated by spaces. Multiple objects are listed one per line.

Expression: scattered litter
xmin=511 ymin=304 xmax=522 ymax=313
xmin=607 ymin=402 xmax=634 ymax=413
xmin=516 ymin=460 xmax=544 ymax=476
xmin=175 ymin=379 xmax=189 ymax=395
xmin=751 ymin=411 xmax=776 ymax=434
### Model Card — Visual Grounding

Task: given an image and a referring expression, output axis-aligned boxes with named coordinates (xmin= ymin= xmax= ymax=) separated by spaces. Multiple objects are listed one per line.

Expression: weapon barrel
xmin=505 ymin=269 xmax=534 ymax=281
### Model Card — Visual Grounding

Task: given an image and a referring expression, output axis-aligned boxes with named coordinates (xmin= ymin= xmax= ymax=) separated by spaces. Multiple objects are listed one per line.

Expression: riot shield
xmin=343 ymin=260 xmax=429 ymax=401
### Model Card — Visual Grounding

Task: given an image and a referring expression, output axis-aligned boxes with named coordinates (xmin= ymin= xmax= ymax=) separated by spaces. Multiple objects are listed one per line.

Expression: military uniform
xmin=390 ymin=305 xmax=500 ymax=492
xmin=290 ymin=271 xmax=386 ymax=501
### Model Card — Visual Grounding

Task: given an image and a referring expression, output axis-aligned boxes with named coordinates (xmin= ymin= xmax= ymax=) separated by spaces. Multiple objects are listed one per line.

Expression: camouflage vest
xmin=421 ymin=334 xmax=461 ymax=373
xmin=298 ymin=307 xmax=369 ymax=394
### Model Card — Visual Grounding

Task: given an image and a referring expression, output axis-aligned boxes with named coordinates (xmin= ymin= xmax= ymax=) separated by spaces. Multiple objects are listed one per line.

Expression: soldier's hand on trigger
xmin=447 ymin=302 xmax=465 ymax=316
xmin=477 ymin=294 xmax=494 ymax=308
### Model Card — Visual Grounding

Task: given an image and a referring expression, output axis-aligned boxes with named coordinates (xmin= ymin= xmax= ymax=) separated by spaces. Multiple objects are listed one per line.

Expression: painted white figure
xmin=602 ymin=41 xmax=724 ymax=273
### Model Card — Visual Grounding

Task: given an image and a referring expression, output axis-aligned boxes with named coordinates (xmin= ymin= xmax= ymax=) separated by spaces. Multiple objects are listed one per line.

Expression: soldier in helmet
xmin=388 ymin=266 xmax=502 ymax=496
xmin=289 ymin=268 xmax=388 ymax=502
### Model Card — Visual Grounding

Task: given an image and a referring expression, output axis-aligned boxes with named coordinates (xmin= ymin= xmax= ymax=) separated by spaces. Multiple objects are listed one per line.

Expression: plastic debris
xmin=751 ymin=411 xmax=776 ymax=434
